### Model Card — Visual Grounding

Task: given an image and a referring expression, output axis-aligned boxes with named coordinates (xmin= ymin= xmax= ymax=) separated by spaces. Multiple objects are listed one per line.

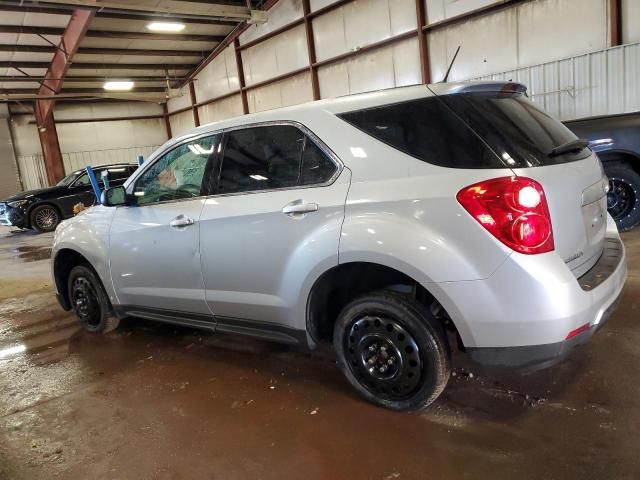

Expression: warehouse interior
xmin=1 ymin=0 xmax=639 ymax=478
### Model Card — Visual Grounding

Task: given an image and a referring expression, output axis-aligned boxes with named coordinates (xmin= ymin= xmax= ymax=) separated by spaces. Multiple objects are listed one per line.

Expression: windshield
xmin=438 ymin=92 xmax=592 ymax=167
xmin=56 ymin=171 xmax=82 ymax=187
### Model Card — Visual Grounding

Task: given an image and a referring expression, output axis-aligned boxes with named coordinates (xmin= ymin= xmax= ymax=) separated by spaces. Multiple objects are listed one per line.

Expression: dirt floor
xmin=0 ymin=225 xmax=638 ymax=480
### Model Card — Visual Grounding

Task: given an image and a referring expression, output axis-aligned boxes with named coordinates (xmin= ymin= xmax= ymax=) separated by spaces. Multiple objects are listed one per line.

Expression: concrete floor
xmin=0 ymin=226 xmax=638 ymax=480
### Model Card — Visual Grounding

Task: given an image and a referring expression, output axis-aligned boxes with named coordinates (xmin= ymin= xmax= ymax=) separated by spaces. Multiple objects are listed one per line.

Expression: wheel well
xmin=599 ymin=151 xmax=640 ymax=175
xmin=53 ymin=249 xmax=91 ymax=310
xmin=306 ymin=262 xmax=461 ymax=347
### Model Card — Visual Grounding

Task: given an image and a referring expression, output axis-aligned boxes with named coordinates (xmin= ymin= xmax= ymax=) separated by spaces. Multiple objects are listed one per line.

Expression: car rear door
xmin=198 ymin=123 xmax=349 ymax=334
xmin=109 ymin=134 xmax=219 ymax=317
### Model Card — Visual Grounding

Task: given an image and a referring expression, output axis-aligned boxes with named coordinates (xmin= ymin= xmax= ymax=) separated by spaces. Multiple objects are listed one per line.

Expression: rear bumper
xmin=435 ymin=221 xmax=626 ymax=370
xmin=467 ymin=285 xmax=623 ymax=371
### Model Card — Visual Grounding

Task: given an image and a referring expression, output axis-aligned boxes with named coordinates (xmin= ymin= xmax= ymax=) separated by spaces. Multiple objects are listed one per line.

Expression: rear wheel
xmin=30 ymin=204 xmax=60 ymax=233
xmin=68 ymin=265 xmax=120 ymax=334
xmin=604 ymin=163 xmax=640 ymax=231
xmin=333 ymin=290 xmax=451 ymax=411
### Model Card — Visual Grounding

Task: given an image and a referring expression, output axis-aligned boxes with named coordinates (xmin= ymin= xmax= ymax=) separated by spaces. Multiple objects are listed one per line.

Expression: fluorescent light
xmin=104 ymin=81 xmax=134 ymax=91
xmin=250 ymin=174 xmax=268 ymax=181
xmin=147 ymin=22 xmax=185 ymax=32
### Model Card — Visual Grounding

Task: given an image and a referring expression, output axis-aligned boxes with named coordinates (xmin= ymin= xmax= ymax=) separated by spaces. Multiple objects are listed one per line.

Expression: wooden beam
xmin=78 ymin=47 xmax=207 ymax=57
xmin=19 ymin=0 xmax=253 ymax=20
xmin=0 ymin=4 xmax=239 ymax=25
xmin=29 ymin=114 xmax=164 ymax=124
xmin=0 ymin=75 xmax=184 ymax=83
xmin=189 ymin=81 xmax=200 ymax=127
xmin=415 ymin=0 xmax=431 ymax=84
xmin=35 ymin=8 xmax=94 ymax=185
xmin=0 ymin=44 xmax=207 ymax=57
xmin=0 ymin=25 xmax=226 ymax=42
xmin=0 ymin=61 xmax=196 ymax=70
xmin=610 ymin=0 xmax=623 ymax=46
xmin=233 ymin=38 xmax=249 ymax=114
xmin=302 ymin=0 xmax=320 ymax=100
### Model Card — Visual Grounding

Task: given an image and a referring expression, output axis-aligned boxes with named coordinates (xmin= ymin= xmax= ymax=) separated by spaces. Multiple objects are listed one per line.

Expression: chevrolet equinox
xmin=52 ymin=82 xmax=627 ymax=411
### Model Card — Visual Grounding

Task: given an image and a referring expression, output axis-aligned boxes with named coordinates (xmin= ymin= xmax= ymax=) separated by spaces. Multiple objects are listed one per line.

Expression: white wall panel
xmin=167 ymin=90 xmax=193 ymax=113
xmin=240 ymin=0 xmax=303 ymax=45
xmin=54 ymin=102 xmax=163 ymax=121
xmin=0 ymin=119 xmax=20 ymax=198
xmin=242 ymin=24 xmax=307 ymax=85
xmin=424 ymin=0 xmax=502 ymax=25
xmin=61 ymin=145 xmax=160 ymax=173
xmin=518 ymin=0 xmax=607 ymax=67
xmin=247 ymin=72 xmax=313 ymax=113
xmin=318 ymin=37 xmax=420 ymax=98
xmin=194 ymin=44 xmax=239 ymax=101
xmin=57 ymin=118 xmax=167 ymax=154
xmin=428 ymin=9 xmax=517 ymax=82
xmin=622 ymin=0 xmax=640 ymax=44
xmin=198 ymin=95 xmax=244 ymax=125
xmin=10 ymin=121 xmax=40 ymax=157
xmin=309 ymin=0 xmax=338 ymax=11
xmin=169 ymin=110 xmax=196 ymax=137
xmin=313 ymin=0 xmax=415 ymax=62
xmin=474 ymin=43 xmax=640 ymax=122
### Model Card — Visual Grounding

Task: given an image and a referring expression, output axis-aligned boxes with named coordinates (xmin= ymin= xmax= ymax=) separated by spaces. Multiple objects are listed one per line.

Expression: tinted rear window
xmin=338 ymin=93 xmax=590 ymax=169
xmin=439 ymin=93 xmax=591 ymax=167
xmin=339 ymin=96 xmax=502 ymax=169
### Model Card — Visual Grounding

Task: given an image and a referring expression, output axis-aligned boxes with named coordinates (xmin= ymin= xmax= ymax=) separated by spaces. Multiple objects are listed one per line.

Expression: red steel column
xmin=609 ymin=0 xmax=623 ymax=46
xmin=234 ymin=38 xmax=249 ymax=114
xmin=415 ymin=0 xmax=431 ymax=84
xmin=302 ymin=0 xmax=320 ymax=100
xmin=188 ymin=81 xmax=200 ymax=127
xmin=35 ymin=9 xmax=94 ymax=185
xmin=162 ymin=102 xmax=172 ymax=139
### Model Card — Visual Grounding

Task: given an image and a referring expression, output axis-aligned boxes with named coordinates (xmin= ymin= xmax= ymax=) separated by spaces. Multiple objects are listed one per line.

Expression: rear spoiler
xmin=429 ymin=81 xmax=528 ymax=96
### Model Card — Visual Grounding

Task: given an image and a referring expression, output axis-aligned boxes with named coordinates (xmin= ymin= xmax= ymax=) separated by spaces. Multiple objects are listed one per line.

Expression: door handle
xmin=282 ymin=201 xmax=319 ymax=216
xmin=170 ymin=214 xmax=196 ymax=228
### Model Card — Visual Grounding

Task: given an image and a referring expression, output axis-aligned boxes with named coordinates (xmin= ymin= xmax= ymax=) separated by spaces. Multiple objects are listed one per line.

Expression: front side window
xmin=133 ymin=135 xmax=217 ymax=205
xmin=218 ymin=125 xmax=337 ymax=194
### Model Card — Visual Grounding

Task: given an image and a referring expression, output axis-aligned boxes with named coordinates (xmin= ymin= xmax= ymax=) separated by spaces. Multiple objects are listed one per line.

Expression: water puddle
xmin=11 ymin=246 xmax=52 ymax=262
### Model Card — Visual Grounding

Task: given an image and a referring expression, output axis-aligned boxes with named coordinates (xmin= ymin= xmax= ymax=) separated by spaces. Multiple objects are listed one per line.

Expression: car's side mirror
xmin=101 ymin=186 xmax=129 ymax=207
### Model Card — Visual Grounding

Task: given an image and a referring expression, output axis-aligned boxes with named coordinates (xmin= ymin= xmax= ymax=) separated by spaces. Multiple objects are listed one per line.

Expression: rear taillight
xmin=457 ymin=176 xmax=554 ymax=254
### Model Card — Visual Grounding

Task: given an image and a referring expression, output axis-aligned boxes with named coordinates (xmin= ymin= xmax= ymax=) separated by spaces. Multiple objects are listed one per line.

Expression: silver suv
xmin=52 ymin=82 xmax=627 ymax=411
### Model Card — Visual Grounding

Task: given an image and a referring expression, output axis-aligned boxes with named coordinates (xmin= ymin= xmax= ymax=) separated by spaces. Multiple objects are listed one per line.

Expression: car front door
xmin=109 ymin=134 xmax=219 ymax=317
xmin=57 ymin=172 xmax=97 ymax=216
xmin=198 ymin=124 xmax=350 ymax=335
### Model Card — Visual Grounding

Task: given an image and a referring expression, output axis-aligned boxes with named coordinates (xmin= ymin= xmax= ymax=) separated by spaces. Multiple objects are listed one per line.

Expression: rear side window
xmin=338 ymin=97 xmax=502 ymax=169
xmin=218 ymin=125 xmax=337 ymax=194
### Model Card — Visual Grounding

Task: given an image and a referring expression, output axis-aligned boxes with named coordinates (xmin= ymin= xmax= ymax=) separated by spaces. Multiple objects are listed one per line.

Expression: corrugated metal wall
xmin=473 ymin=42 xmax=640 ymax=121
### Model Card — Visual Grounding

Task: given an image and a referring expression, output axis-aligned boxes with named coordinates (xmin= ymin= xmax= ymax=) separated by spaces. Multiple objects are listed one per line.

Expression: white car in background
xmin=51 ymin=82 xmax=626 ymax=411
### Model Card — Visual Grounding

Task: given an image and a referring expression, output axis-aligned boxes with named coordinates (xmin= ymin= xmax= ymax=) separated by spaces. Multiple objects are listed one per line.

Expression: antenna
xmin=441 ymin=45 xmax=461 ymax=83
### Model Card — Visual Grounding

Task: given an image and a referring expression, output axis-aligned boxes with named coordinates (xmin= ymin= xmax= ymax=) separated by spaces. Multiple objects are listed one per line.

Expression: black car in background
xmin=0 ymin=163 xmax=138 ymax=232
xmin=565 ymin=112 xmax=640 ymax=231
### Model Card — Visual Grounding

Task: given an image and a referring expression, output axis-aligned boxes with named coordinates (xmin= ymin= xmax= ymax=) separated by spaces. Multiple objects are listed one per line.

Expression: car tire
xmin=30 ymin=204 xmax=61 ymax=233
xmin=68 ymin=265 xmax=120 ymax=334
xmin=604 ymin=162 xmax=640 ymax=231
xmin=333 ymin=290 xmax=451 ymax=411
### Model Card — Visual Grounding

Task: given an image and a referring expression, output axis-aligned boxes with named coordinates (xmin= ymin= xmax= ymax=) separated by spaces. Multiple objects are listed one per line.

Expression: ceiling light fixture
xmin=147 ymin=22 xmax=186 ymax=32
xmin=104 ymin=81 xmax=134 ymax=91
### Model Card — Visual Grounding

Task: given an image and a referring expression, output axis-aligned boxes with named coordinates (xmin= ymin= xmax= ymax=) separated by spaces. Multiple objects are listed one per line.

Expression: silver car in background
xmin=52 ymin=82 xmax=626 ymax=411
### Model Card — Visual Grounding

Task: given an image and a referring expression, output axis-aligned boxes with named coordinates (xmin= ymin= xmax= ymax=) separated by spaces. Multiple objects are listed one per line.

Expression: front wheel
xmin=333 ymin=291 xmax=451 ymax=411
xmin=68 ymin=265 xmax=120 ymax=334
xmin=30 ymin=204 xmax=60 ymax=233
xmin=605 ymin=163 xmax=640 ymax=231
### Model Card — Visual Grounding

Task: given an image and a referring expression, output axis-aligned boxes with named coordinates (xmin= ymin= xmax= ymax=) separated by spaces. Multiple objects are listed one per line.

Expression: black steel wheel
xmin=68 ymin=265 xmax=120 ymax=334
xmin=334 ymin=290 xmax=450 ymax=411
xmin=604 ymin=163 xmax=640 ymax=231
xmin=30 ymin=204 xmax=60 ymax=233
